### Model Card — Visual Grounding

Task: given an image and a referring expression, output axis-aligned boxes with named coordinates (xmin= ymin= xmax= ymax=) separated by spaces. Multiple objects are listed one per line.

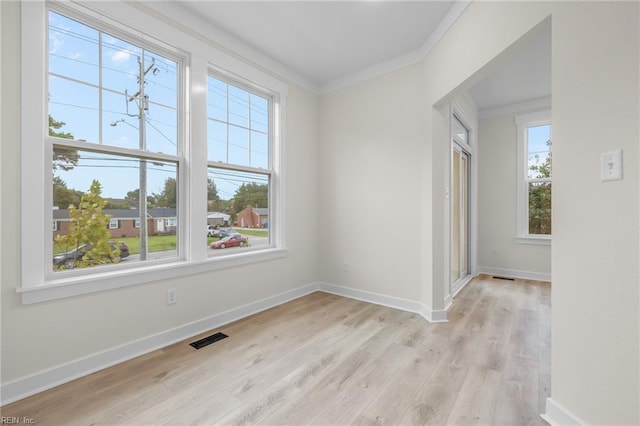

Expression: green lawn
xmin=235 ymin=228 xmax=268 ymax=237
xmin=117 ymin=235 xmax=177 ymax=254
xmin=54 ymin=235 xmax=178 ymax=255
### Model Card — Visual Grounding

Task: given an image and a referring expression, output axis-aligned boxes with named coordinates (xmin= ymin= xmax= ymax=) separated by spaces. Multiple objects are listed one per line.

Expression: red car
xmin=210 ymin=234 xmax=248 ymax=249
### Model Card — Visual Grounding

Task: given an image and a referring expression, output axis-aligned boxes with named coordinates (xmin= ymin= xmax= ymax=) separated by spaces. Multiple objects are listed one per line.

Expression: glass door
xmin=451 ymin=115 xmax=471 ymax=289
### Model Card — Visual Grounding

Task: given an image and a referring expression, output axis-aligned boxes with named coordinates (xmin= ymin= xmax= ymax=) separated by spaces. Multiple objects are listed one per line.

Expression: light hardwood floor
xmin=2 ymin=276 xmax=551 ymax=425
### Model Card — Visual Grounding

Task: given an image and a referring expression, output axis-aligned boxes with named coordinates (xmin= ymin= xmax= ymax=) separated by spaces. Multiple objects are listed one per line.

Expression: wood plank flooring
xmin=1 ymin=276 xmax=551 ymax=425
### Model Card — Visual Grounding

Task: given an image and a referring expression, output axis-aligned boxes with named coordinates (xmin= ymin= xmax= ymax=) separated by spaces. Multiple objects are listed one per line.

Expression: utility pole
xmin=127 ymin=55 xmax=156 ymax=261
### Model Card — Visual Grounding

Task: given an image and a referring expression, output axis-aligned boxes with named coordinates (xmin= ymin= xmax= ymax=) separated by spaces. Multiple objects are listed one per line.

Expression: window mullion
xmin=189 ymin=56 xmax=210 ymax=262
xmin=99 ymin=31 xmax=103 ymax=144
xmin=49 ymin=137 xmax=179 ymax=163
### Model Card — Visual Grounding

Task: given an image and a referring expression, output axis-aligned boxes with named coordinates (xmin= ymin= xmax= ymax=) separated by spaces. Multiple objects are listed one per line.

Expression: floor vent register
xmin=190 ymin=332 xmax=229 ymax=349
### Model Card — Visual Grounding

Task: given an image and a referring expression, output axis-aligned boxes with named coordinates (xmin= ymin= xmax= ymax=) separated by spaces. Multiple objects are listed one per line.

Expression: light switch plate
xmin=601 ymin=149 xmax=623 ymax=181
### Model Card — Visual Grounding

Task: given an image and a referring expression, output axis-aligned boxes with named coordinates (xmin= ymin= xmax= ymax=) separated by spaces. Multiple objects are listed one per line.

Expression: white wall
xmin=317 ymin=65 xmax=423 ymax=302
xmin=477 ymin=111 xmax=551 ymax=280
xmin=551 ymin=2 xmax=639 ymax=424
xmin=1 ymin=0 xmax=318 ymax=385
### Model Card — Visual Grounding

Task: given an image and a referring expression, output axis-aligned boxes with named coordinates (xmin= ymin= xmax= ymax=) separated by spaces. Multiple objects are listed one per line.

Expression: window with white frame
xmin=207 ymin=75 xmax=272 ymax=257
xmin=516 ymin=110 xmax=552 ymax=241
xmin=20 ymin=1 xmax=286 ymax=303
xmin=48 ymin=7 xmax=181 ymax=271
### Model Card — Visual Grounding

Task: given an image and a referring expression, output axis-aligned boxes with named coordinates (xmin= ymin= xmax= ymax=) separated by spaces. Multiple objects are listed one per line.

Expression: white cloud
xmin=49 ymin=35 xmax=63 ymax=55
xmin=111 ymin=50 xmax=131 ymax=65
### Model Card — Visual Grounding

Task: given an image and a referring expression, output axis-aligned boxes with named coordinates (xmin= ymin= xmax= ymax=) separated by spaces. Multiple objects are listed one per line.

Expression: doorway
xmin=450 ymin=114 xmax=471 ymax=294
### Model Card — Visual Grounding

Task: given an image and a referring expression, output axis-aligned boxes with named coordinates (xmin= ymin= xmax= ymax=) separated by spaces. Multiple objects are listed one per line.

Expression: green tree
xmin=206 ymin=178 xmax=221 ymax=211
xmin=528 ymin=139 xmax=552 ymax=234
xmin=125 ymin=189 xmax=140 ymax=202
xmin=50 ymin=115 xmax=79 ymax=171
xmin=153 ymin=177 xmax=177 ymax=208
xmin=53 ymin=176 xmax=83 ymax=209
xmin=104 ymin=200 xmax=131 ymax=209
xmin=125 ymin=188 xmax=156 ymax=208
xmin=54 ymin=180 xmax=119 ymax=269
xmin=232 ymin=183 xmax=268 ymax=213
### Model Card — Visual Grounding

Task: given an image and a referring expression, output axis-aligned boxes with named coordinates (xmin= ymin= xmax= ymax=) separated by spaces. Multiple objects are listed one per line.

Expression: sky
xmin=49 ymin=10 xmax=270 ymax=203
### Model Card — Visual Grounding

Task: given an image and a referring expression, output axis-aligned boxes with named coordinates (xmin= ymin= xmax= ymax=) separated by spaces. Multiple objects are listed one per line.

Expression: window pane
xmin=527 ymin=124 xmax=551 ymax=179
xmin=102 ymin=89 xmax=140 ymax=149
xmin=229 ymin=125 xmax=249 ymax=166
xmin=49 ymin=75 xmax=99 ymax=143
xmin=101 ymin=35 xmax=141 ymax=93
xmin=49 ymin=12 xmax=178 ymax=155
xmin=206 ymin=168 xmax=269 ymax=257
xmin=208 ymin=120 xmax=227 ymax=163
xmin=528 ymin=181 xmax=552 ymax=235
xmin=452 ymin=116 xmax=468 ymax=145
xmin=228 ymin=85 xmax=249 ymax=127
xmin=207 ymin=77 xmax=227 ymax=121
xmin=143 ymin=51 xmax=178 ymax=109
xmin=52 ymin=148 xmax=179 ymax=271
xmin=251 ymin=131 xmax=269 ymax=169
xmin=207 ymin=76 xmax=270 ymax=168
xmin=146 ymin=102 xmax=178 ymax=155
xmin=49 ymin=11 xmax=99 ymax=86
xmin=250 ymin=94 xmax=269 ymax=133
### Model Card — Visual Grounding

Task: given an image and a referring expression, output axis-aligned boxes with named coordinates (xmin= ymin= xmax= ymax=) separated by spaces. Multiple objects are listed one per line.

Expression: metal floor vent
xmin=190 ymin=332 xmax=228 ymax=350
xmin=493 ymin=276 xmax=515 ymax=281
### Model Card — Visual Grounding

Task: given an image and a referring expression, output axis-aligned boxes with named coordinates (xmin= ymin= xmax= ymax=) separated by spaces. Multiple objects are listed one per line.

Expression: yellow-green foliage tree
xmin=55 ymin=180 xmax=120 ymax=269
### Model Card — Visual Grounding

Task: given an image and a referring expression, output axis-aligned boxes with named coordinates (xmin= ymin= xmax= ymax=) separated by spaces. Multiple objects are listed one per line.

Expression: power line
xmin=49 ymin=23 xmax=178 ymax=73
xmin=144 ymin=118 xmax=176 ymax=147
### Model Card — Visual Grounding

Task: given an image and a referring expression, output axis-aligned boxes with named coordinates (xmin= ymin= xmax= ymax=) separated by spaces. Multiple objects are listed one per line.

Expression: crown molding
xmin=135 ymin=1 xmax=321 ymax=94
xmin=478 ymin=95 xmax=552 ymax=119
xmin=319 ymin=0 xmax=472 ymax=94
xmin=138 ymin=0 xmax=472 ymax=95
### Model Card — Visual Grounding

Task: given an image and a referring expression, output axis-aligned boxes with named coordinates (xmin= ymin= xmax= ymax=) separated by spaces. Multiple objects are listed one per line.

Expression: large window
xmin=21 ymin=1 xmax=287 ymax=303
xmin=516 ymin=110 xmax=552 ymax=242
xmin=207 ymin=76 xmax=272 ymax=257
xmin=48 ymin=9 xmax=181 ymax=272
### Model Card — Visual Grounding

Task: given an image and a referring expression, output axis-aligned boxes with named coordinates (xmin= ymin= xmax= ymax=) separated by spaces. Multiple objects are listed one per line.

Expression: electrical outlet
xmin=491 ymin=248 xmax=498 ymax=258
xmin=167 ymin=288 xmax=177 ymax=305
xmin=342 ymin=261 xmax=349 ymax=272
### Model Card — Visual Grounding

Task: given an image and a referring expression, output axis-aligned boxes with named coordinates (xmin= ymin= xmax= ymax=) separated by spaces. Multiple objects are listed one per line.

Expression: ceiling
xmin=166 ymin=1 xmax=551 ymax=107
xmin=468 ymin=18 xmax=551 ymax=113
xmin=175 ymin=1 xmax=459 ymax=92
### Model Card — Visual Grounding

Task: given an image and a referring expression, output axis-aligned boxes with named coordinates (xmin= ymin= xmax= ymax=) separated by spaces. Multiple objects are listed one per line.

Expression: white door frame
xmin=449 ymin=105 xmax=476 ymax=299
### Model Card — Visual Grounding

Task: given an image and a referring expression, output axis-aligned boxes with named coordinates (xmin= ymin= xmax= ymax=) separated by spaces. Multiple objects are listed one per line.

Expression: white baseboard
xmin=316 ymin=281 xmax=449 ymax=323
xmin=2 ymin=281 xmax=452 ymax=406
xmin=541 ymin=398 xmax=585 ymax=425
xmin=478 ymin=266 xmax=551 ymax=282
xmin=0 ymin=282 xmax=320 ymax=406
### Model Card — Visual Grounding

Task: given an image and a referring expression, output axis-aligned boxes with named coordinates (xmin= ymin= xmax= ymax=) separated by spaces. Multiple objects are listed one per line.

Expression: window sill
xmin=515 ymin=235 xmax=551 ymax=246
xmin=18 ymin=248 xmax=288 ymax=304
